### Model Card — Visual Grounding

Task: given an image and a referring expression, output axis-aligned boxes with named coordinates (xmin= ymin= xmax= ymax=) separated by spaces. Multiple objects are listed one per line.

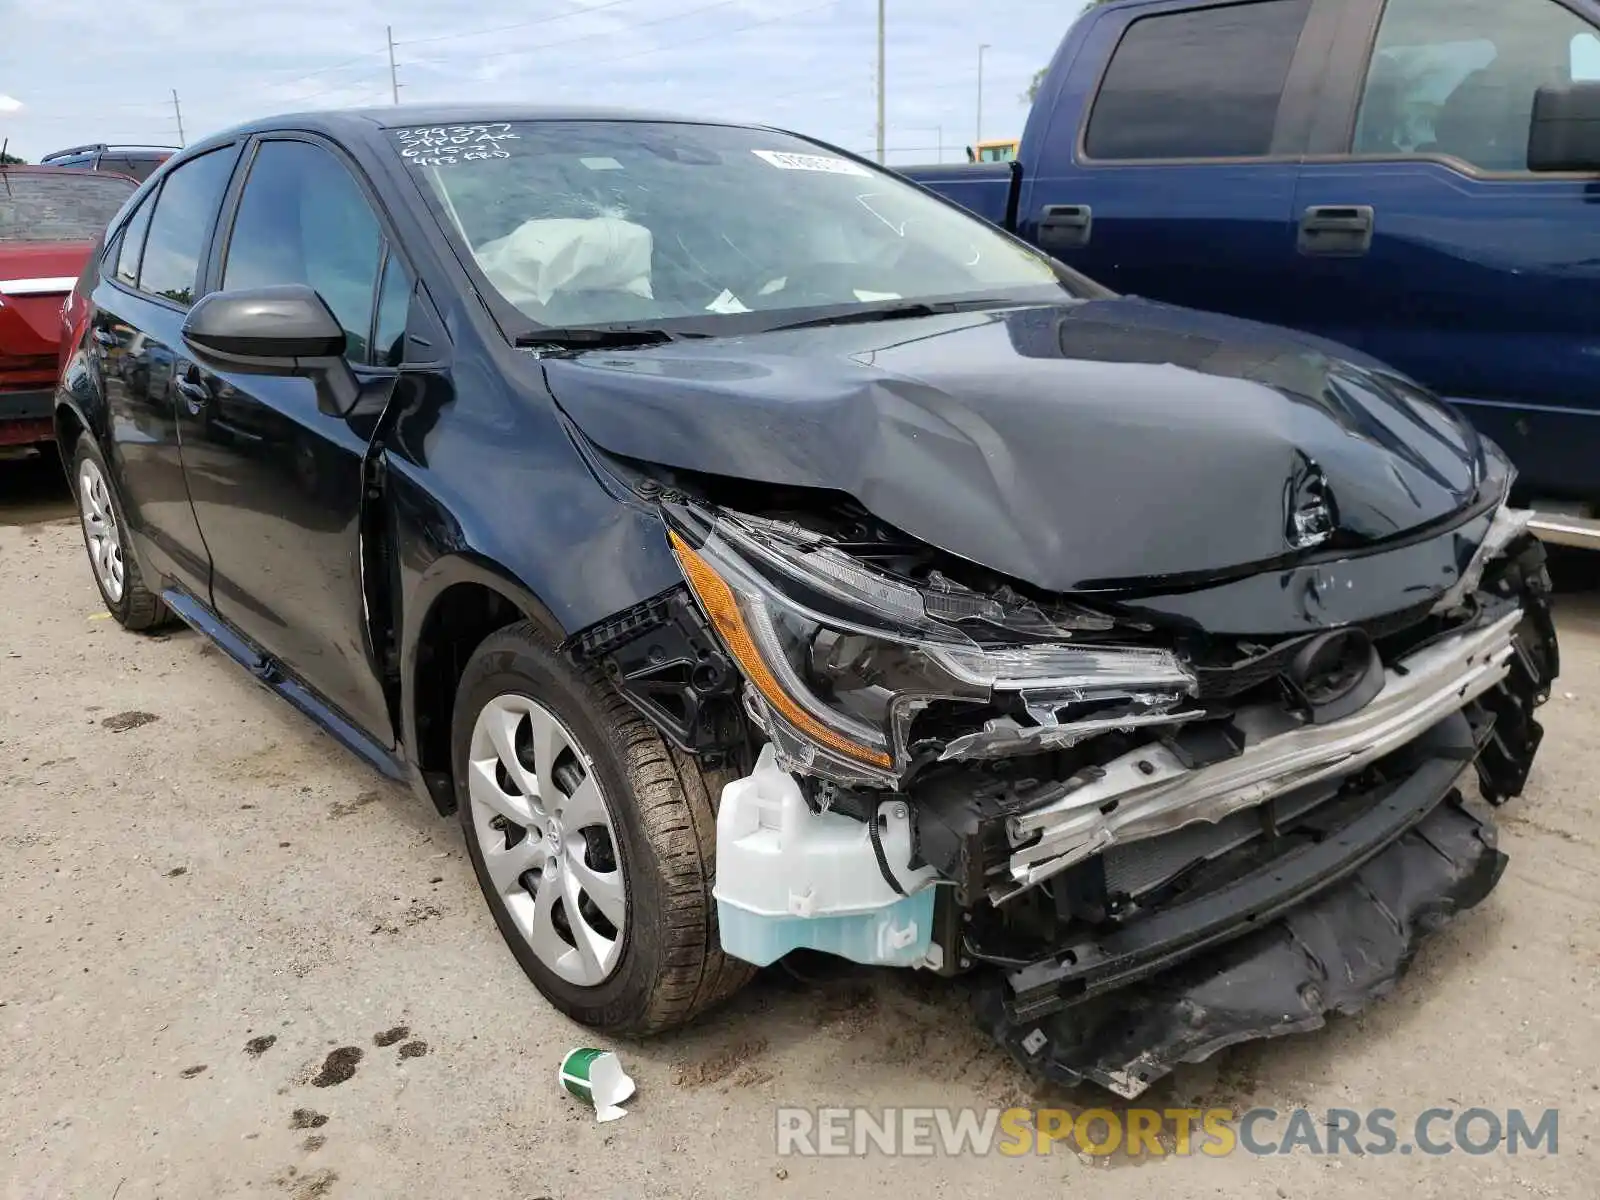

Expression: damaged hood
xmin=542 ymin=298 xmax=1488 ymax=591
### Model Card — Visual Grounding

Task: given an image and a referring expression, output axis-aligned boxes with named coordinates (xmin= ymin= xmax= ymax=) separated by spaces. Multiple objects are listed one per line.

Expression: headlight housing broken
xmin=667 ymin=509 xmax=1199 ymax=786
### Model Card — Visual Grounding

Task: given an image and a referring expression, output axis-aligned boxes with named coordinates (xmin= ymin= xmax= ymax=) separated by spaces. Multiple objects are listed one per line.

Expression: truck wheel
xmin=451 ymin=621 xmax=753 ymax=1034
xmin=70 ymin=436 xmax=169 ymax=631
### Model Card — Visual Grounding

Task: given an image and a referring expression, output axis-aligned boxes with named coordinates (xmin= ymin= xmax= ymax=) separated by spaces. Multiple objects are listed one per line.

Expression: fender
xmin=397 ymin=547 xmax=570 ymax=810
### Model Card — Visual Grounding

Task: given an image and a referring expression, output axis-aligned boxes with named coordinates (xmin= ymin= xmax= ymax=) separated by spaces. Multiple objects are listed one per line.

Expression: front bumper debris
xmin=980 ymin=751 xmax=1504 ymax=1099
xmin=1001 ymin=606 xmax=1524 ymax=899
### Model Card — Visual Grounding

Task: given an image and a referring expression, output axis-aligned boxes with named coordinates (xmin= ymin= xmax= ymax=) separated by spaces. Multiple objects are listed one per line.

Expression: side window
xmin=372 ymin=252 xmax=413 ymax=368
xmin=1353 ymin=0 xmax=1600 ymax=171
xmin=138 ymin=147 xmax=236 ymax=307
xmin=115 ymin=191 xmax=155 ymax=288
xmin=223 ymin=140 xmax=386 ymax=365
xmin=1084 ymin=0 xmax=1312 ymax=160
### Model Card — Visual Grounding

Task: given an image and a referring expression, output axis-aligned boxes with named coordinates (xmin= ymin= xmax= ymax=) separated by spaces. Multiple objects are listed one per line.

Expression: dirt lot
xmin=3 ymin=453 xmax=1598 ymax=1199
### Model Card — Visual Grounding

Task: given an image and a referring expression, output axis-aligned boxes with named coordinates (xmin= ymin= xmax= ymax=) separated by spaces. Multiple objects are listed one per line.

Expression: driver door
xmin=176 ymin=135 xmax=414 ymax=744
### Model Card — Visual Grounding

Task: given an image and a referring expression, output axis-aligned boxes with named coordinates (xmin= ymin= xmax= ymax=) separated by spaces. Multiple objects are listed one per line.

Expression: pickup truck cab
xmin=902 ymin=0 xmax=1600 ymax=547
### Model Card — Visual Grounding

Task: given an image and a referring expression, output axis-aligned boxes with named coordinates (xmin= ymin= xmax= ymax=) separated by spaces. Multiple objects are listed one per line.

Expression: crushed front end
xmin=570 ymin=480 xmax=1557 ymax=1096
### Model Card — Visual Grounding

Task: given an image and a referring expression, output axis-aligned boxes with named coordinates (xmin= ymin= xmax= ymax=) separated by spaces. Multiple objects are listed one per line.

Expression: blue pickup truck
xmin=903 ymin=0 xmax=1600 ymax=548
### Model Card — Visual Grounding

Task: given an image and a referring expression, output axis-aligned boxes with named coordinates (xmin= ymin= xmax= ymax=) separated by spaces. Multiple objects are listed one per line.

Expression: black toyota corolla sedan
xmin=54 ymin=105 xmax=1557 ymax=1095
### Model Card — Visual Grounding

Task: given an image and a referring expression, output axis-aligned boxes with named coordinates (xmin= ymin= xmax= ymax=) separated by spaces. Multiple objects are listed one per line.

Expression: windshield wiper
xmin=764 ymin=298 xmax=1018 ymax=333
xmin=514 ymin=325 xmax=692 ymax=351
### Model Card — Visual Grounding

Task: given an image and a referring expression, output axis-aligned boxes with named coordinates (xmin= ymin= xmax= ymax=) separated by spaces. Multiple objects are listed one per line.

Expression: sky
xmin=0 ymin=0 xmax=1091 ymax=165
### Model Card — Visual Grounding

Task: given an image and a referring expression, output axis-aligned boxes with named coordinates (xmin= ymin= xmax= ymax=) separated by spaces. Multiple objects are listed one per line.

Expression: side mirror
xmin=181 ymin=284 xmax=358 ymax=416
xmin=1528 ymin=82 xmax=1600 ymax=172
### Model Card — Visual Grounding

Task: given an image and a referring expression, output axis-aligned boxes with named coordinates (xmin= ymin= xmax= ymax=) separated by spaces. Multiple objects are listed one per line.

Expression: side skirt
xmin=160 ymin=587 xmax=407 ymax=782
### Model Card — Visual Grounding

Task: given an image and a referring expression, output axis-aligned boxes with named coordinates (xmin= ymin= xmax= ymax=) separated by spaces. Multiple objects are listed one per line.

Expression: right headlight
xmin=667 ymin=508 xmax=1196 ymax=785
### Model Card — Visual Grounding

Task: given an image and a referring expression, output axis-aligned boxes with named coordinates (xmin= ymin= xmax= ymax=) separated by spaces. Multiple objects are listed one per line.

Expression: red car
xmin=1 ymin=165 xmax=138 ymax=448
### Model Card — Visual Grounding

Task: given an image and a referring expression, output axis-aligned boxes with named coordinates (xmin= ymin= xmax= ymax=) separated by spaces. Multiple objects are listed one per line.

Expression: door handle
xmin=1298 ymin=205 xmax=1375 ymax=257
xmin=176 ymin=373 xmax=210 ymax=413
xmin=1037 ymin=204 xmax=1093 ymax=250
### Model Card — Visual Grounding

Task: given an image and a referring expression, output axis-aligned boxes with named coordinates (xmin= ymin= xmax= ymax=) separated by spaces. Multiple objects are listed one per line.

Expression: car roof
xmin=181 ymin=103 xmax=760 ymax=155
xmin=42 ymin=143 xmax=178 ymax=159
xmin=0 ymin=163 xmax=140 ymax=180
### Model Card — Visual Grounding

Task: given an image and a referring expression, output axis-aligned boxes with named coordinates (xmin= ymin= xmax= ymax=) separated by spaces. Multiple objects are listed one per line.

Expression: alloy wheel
xmin=78 ymin=457 xmax=126 ymax=604
xmin=466 ymin=694 xmax=626 ymax=986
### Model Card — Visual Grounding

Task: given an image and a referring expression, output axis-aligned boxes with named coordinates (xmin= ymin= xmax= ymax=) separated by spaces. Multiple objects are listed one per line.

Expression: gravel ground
xmin=2 ymin=457 xmax=1598 ymax=1198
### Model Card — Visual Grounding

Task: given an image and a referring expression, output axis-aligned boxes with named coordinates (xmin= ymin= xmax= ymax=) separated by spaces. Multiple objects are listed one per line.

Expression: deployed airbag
xmin=474 ymin=216 xmax=654 ymax=309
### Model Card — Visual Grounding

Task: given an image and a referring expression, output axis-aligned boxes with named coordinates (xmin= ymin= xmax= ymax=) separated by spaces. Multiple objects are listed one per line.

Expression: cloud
xmin=0 ymin=94 xmax=22 ymax=113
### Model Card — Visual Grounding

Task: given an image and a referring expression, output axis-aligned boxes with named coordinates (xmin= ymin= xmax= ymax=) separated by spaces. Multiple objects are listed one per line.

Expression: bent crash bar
xmin=1001 ymin=606 xmax=1523 ymax=900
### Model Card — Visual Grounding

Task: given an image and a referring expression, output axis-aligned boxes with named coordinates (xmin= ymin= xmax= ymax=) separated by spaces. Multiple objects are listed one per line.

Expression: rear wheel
xmin=71 ymin=436 xmax=169 ymax=631
xmin=452 ymin=621 xmax=752 ymax=1033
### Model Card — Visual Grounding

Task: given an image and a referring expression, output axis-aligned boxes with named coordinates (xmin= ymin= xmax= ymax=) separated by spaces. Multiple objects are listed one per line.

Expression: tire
xmin=70 ymin=435 xmax=170 ymax=632
xmin=452 ymin=621 xmax=753 ymax=1034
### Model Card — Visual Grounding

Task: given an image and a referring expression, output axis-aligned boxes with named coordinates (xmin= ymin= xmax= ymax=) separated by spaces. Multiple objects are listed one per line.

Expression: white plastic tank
xmin=713 ymin=745 xmax=939 ymax=968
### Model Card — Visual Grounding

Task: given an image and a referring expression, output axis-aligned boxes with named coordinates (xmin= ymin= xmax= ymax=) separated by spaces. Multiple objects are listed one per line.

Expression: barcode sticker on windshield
xmin=752 ymin=150 xmax=870 ymax=176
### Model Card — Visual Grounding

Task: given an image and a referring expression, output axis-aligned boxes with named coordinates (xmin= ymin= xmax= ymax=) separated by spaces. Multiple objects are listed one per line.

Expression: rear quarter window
xmin=0 ymin=172 xmax=138 ymax=241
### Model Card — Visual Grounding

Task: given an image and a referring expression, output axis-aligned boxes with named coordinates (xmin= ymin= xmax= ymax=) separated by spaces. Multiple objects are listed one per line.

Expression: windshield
xmin=389 ymin=120 xmax=1079 ymax=330
xmin=0 ymin=171 xmax=136 ymax=242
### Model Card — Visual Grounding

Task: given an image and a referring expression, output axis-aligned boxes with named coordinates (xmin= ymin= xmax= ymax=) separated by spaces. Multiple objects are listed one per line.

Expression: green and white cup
xmin=559 ymin=1047 xmax=637 ymax=1123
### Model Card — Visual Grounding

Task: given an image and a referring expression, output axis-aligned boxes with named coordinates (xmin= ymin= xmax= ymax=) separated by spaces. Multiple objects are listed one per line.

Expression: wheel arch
xmin=402 ymin=553 xmax=567 ymax=814
xmin=53 ymin=395 xmax=96 ymax=469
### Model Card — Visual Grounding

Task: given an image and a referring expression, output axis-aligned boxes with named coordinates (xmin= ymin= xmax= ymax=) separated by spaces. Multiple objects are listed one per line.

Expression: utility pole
xmin=976 ymin=43 xmax=990 ymax=150
xmin=936 ymin=124 xmax=943 ymax=163
xmin=171 ymin=89 xmax=185 ymax=147
xmin=387 ymin=26 xmax=400 ymax=104
xmin=875 ymin=0 xmax=886 ymax=164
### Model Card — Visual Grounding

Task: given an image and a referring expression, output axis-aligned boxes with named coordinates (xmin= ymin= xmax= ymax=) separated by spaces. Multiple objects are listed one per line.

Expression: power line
xmin=407 ymin=0 xmax=829 ymax=70
xmin=273 ymin=75 xmax=390 ymax=106
xmin=571 ymin=0 xmax=838 ymax=70
xmin=395 ymin=0 xmax=647 ymax=48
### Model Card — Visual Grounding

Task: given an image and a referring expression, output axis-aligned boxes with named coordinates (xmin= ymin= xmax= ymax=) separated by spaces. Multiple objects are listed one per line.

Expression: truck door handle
xmin=1298 ymin=205 xmax=1374 ymax=256
xmin=1037 ymin=204 xmax=1093 ymax=250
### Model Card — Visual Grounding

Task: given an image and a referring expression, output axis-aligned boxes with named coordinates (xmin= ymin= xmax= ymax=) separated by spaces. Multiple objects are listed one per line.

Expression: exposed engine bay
xmin=566 ymin=474 xmax=1558 ymax=1097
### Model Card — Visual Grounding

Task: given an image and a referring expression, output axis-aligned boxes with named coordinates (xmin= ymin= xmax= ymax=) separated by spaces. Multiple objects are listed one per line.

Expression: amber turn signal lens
xmin=669 ymin=531 xmax=893 ymax=770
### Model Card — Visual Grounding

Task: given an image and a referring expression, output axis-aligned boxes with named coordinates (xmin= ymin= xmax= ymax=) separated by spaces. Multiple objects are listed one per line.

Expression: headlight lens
xmin=671 ymin=528 xmax=896 ymax=770
xmin=669 ymin=512 xmax=1197 ymax=783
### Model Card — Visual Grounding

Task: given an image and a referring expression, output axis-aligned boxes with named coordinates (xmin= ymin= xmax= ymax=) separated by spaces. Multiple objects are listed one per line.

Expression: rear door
xmin=176 ymin=134 xmax=412 ymax=744
xmin=1015 ymin=0 xmax=1340 ymax=322
xmin=87 ymin=146 xmax=239 ymax=593
xmin=1289 ymin=0 xmax=1600 ymax=498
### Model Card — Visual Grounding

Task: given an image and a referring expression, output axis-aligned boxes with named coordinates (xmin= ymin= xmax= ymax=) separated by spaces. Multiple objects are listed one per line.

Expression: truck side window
xmin=1353 ymin=0 xmax=1600 ymax=171
xmin=1083 ymin=0 xmax=1312 ymax=160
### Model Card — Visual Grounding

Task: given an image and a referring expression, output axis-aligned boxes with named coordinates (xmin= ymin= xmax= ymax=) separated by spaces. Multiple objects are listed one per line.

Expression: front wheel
xmin=452 ymin=622 xmax=752 ymax=1034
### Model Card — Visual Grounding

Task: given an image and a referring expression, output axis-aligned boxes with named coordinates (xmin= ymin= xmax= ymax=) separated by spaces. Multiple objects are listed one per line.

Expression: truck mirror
xmin=1528 ymin=82 xmax=1600 ymax=171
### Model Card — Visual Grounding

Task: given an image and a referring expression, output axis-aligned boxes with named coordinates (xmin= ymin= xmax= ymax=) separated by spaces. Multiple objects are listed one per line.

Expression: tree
xmin=1024 ymin=0 xmax=1119 ymax=103
xmin=0 ymin=150 xmax=25 ymax=165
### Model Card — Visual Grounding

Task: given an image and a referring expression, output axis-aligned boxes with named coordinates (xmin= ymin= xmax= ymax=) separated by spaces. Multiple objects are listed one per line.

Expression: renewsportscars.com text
xmin=775 ymin=1106 xmax=1559 ymax=1158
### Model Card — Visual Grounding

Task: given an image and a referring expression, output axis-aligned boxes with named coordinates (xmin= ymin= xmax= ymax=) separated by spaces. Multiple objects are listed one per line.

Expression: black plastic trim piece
xmin=1004 ymin=713 xmax=1476 ymax=1021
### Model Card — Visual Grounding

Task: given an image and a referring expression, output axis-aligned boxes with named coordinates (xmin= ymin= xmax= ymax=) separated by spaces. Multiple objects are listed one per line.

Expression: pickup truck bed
xmin=903 ymin=162 xmax=1015 ymax=228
